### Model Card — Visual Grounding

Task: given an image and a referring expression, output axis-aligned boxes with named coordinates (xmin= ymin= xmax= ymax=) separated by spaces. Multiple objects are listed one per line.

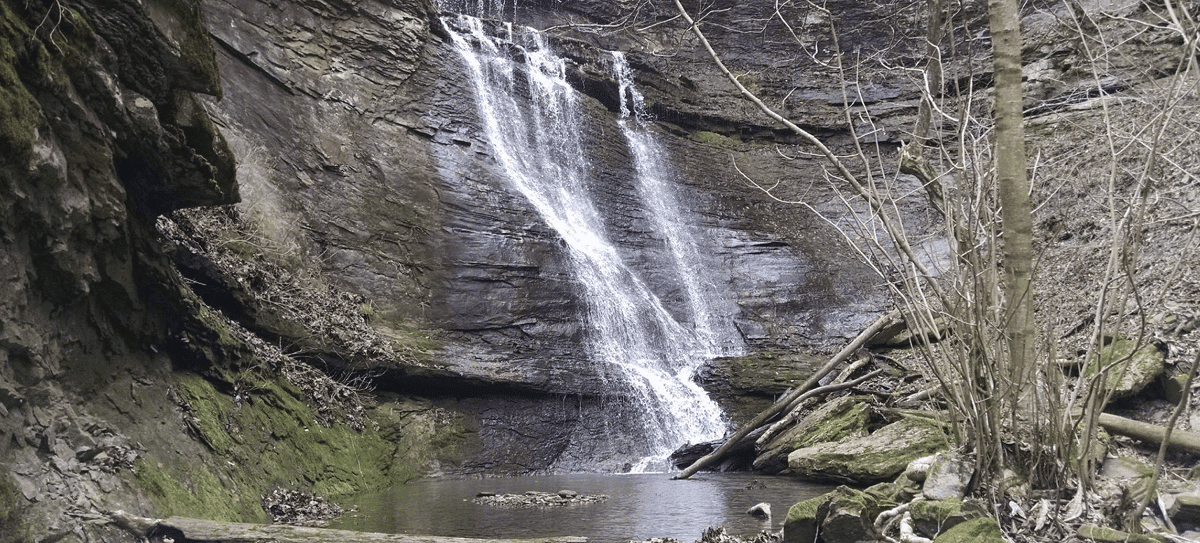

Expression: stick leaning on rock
xmin=673 ymin=310 xmax=902 ymax=480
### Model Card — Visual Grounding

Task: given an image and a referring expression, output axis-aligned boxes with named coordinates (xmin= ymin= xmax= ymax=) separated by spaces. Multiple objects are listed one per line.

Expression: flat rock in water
xmin=473 ymin=491 xmax=608 ymax=508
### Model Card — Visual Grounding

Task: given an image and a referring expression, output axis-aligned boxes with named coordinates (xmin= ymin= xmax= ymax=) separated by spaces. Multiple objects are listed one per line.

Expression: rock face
xmin=192 ymin=0 xmax=934 ymax=471
xmin=0 ymin=0 xmax=242 ymax=536
xmin=8 ymin=0 xmax=1185 ymax=538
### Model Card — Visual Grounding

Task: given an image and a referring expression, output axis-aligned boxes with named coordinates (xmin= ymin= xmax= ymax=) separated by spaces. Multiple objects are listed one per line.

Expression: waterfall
xmin=442 ymin=13 xmax=736 ymax=470
xmin=610 ymin=52 xmax=743 ymax=360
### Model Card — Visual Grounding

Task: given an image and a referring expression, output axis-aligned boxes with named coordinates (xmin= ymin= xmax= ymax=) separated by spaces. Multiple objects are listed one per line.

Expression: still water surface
xmin=330 ymin=473 xmax=833 ymax=543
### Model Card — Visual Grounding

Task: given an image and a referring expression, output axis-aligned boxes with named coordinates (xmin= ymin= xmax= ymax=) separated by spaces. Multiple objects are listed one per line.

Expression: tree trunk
xmin=987 ymin=0 xmax=1035 ymax=421
xmin=1097 ymin=413 xmax=1200 ymax=454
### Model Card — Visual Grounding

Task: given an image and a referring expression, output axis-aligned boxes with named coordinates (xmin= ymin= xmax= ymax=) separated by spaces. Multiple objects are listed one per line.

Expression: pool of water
xmin=329 ymin=472 xmax=834 ymax=543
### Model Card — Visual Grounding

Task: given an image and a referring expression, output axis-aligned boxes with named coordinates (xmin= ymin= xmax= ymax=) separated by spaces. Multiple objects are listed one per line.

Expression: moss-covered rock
xmin=788 ymin=415 xmax=949 ymax=485
xmin=819 ymin=486 xmax=877 ymax=543
xmin=909 ymin=498 xmax=988 ymax=538
xmin=137 ymin=372 xmax=458 ymax=522
xmin=932 ymin=517 xmax=1003 ymax=543
xmin=0 ymin=2 xmax=40 ymax=169
xmin=1086 ymin=338 xmax=1164 ymax=399
xmin=698 ymin=351 xmax=825 ymax=427
xmin=754 ymin=395 xmax=872 ymax=474
xmin=783 ymin=491 xmax=833 ymax=543
xmin=782 ymin=483 xmax=907 ymax=543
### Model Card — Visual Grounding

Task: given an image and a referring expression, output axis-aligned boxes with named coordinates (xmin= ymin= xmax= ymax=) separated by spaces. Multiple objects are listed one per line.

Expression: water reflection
xmin=330 ymin=473 xmax=833 ymax=543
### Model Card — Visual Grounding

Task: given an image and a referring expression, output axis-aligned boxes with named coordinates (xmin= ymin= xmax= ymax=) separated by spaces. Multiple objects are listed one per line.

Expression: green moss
xmin=0 ymin=475 xmax=33 ymax=543
xmin=932 ymin=517 xmax=1003 ymax=543
xmin=794 ymin=396 xmax=871 ymax=448
xmin=910 ymin=498 xmax=964 ymax=525
xmin=783 ymin=493 xmax=833 ymax=543
xmin=372 ymin=399 xmax=472 ymax=484
xmin=138 ymin=371 xmax=440 ymax=521
xmin=175 ymin=373 xmax=236 ymax=454
xmin=693 ymin=130 xmax=733 ymax=146
xmin=133 ymin=460 xmax=260 ymax=522
xmin=0 ymin=2 xmax=41 ymax=167
xmin=1085 ymin=338 xmax=1164 ymax=397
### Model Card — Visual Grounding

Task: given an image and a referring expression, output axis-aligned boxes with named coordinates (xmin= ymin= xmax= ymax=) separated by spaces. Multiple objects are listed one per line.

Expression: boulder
xmin=788 ymin=416 xmax=949 ymax=485
xmin=783 ymin=493 xmax=831 ymax=543
xmin=821 ymin=484 xmax=903 ymax=543
xmin=922 ymin=452 xmax=975 ymax=500
xmin=747 ymin=503 xmax=771 ymax=520
xmin=1085 ymin=338 xmax=1164 ymax=399
xmin=1163 ymin=491 xmax=1200 ymax=527
xmin=783 ymin=484 xmax=903 ymax=543
xmin=931 ymin=517 xmax=1004 ymax=543
xmin=908 ymin=499 xmax=986 ymax=539
xmin=1098 ymin=456 xmax=1154 ymax=509
xmin=1159 ymin=373 xmax=1191 ymax=405
xmin=905 ymin=454 xmax=938 ymax=483
xmin=753 ymin=395 xmax=871 ymax=474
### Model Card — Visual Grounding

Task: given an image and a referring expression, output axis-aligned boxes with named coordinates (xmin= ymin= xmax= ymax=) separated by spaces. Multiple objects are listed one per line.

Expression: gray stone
xmin=746 ymin=502 xmax=771 ymax=519
xmin=923 ymin=452 xmax=975 ymax=500
xmin=1165 ymin=491 xmax=1200 ymax=526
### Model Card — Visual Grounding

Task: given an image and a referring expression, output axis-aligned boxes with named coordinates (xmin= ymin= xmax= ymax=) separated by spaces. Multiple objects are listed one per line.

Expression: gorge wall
xmin=4 ymin=0 xmax=1168 ymax=538
xmin=190 ymin=0 xmax=931 ymax=472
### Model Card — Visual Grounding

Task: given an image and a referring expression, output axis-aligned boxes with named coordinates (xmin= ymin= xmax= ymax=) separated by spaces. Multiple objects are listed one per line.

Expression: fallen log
xmin=104 ymin=511 xmax=587 ymax=543
xmin=1097 ymin=413 xmax=1200 ymax=454
xmin=672 ymin=310 xmax=901 ymax=480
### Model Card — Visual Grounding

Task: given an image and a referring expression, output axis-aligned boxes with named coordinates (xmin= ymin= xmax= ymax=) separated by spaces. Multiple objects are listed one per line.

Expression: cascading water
xmin=610 ymin=52 xmax=743 ymax=360
xmin=442 ymin=11 xmax=740 ymax=470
